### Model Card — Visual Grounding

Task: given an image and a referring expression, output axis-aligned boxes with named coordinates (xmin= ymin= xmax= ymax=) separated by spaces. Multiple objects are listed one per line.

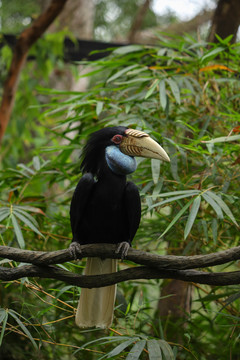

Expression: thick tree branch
xmin=0 ymin=0 xmax=68 ymax=142
xmin=0 ymin=244 xmax=240 ymax=270
xmin=0 ymin=264 xmax=239 ymax=287
xmin=0 ymin=244 xmax=240 ymax=287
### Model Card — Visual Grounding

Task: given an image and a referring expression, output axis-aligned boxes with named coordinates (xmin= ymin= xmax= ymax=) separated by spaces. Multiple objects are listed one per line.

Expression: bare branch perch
xmin=0 ymin=244 xmax=240 ymax=269
xmin=0 ymin=264 xmax=240 ymax=287
xmin=0 ymin=244 xmax=240 ymax=287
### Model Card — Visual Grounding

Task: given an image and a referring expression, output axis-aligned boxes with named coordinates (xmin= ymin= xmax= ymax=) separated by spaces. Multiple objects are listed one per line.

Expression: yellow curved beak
xmin=120 ymin=129 xmax=170 ymax=162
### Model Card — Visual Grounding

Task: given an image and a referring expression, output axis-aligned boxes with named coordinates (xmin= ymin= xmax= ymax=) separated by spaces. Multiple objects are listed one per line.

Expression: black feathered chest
xmin=80 ymin=172 xmax=130 ymax=244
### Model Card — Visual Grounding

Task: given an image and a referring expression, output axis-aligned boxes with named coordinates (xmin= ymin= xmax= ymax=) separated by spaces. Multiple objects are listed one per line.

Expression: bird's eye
xmin=111 ymin=134 xmax=123 ymax=144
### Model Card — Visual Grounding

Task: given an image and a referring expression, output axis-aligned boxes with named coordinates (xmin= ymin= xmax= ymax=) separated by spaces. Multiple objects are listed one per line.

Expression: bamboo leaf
xmin=224 ymin=292 xmax=240 ymax=307
xmin=33 ymin=156 xmax=41 ymax=171
xmin=152 ymin=178 xmax=164 ymax=200
xmin=215 ymin=34 xmax=233 ymax=44
xmin=212 ymin=218 xmax=218 ymax=244
xmin=11 ymin=214 xmax=25 ymax=248
xmin=170 ymin=154 xmax=179 ymax=181
xmin=201 ymin=219 xmax=209 ymax=242
xmin=166 ymin=78 xmax=180 ymax=104
xmin=0 ymin=309 xmax=8 ymax=346
xmin=207 ymin=191 xmax=238 ymax=227
xmin=125 ymin=104 xmax=131 ymax=114
xmin=96 ymin=101 xmax=103 ymax=116
xmin=107 ymin=64 xmax=138 ymax=83
xmin=145 ymin=79 xmax=160 ymax=99
xmin=75 ymin=336 xmax=132 ymax=353
xmin=126 ymin=340 xmax=146 ymax=360
xmin=0 ymin=206 xmax=10 ymax=212
xmin=201 ymin=46 xmax=225 ymax=62
xmin=17 ymin=163 xmax=35 ymax=175
xmin=202 ymin=193 xmax=224 ymax=219
xmin=148 ymin=339 xmax=162 ymax=360
xmin=151 ymin=159 xmax=161 ymax=184
xmin=160 ymin=198 xmax=194 ymax=238
xmin=107 ymin=339 xmax=138 ymax=358
xmin=8 ymin=310 xmax=37 ymax=349
xmin=159 ymin=79 xmax=167 ymax=109
xmin=0 ymin=210 xmax=10 ymax=222
xmin=158 ymin=340 xmax=175 ymax=360
xmin=148 ymin=190 xmax=200 ymax=198
xmin=0 ymin=308 xmax=7 ymax=324
xmin=113 ymin=45 xmax=143 ymax=55
xmin=150 ymin=193 xmax=198 ymax=209
xmin=14 ymin=205 xmax=45 ymax=215
xmin=202 ymin=134 xmax=240 ymax=144
xmin=13 ymin=210 xmax=44 ymax=238
xmin=13 ymin=208 xmax=39 ymax=227
xmin=184 ymin=196 xmax=201 ymax=239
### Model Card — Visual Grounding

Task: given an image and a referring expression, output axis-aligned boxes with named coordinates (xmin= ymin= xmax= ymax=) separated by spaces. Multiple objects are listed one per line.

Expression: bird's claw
xmin=69 ymin=242 xmax=82 ymax=260
xmin=115 ymin=241 xmax=130 ymax=260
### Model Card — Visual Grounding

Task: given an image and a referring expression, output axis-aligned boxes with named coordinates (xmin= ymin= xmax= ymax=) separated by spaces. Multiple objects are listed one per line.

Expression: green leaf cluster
xmin=1 ymin=35 xmax=240 ymax=359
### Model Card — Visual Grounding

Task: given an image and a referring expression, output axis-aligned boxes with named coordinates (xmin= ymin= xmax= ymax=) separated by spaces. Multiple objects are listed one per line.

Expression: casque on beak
xmin=120 ymin=129 xmax=170 ymax=162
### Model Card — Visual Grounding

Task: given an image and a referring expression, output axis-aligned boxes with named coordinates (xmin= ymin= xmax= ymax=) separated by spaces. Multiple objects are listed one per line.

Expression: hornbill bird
xmin=69 ymin=126 xmax=170 ymax=328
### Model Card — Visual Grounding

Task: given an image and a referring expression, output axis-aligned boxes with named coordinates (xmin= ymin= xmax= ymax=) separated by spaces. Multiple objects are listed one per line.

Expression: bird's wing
xmin=70 ymin=173 xmax=95 ymax=242
xmin=124 ymin=181 xmax=141 ymax=243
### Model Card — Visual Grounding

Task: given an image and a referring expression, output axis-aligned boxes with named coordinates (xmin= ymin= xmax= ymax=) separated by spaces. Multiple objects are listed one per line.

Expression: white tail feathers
xmin=75 ymin=258 xmax=117 ymax=328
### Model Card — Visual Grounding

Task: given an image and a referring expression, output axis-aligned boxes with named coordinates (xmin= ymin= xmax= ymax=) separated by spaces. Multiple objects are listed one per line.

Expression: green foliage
xmin=0 ymin=0 xmax=40 ymax=33
xmin=94 ymin=0 xmax=160 ymax=41
xmin=0 ymin=29 xmax=72 ymax=168
xmin=0 ymin=203 xmax=44 ymax=248
xmin=1 ymin=34 xmax=240 ymax=359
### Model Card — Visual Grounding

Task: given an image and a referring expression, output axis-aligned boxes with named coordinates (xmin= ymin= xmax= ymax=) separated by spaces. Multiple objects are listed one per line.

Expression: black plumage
xmin=69 ymin=126 xmax=170 ymax=328
xmin=70 ymin=126 xmax=141 ymax=249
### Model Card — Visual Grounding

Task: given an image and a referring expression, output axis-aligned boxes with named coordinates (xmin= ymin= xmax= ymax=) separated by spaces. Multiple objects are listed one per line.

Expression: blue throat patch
xmin=105 ymin=145 xmax=137 ymax=175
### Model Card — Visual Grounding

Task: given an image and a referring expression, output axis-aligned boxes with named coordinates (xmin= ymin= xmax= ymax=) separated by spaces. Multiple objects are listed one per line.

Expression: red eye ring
xmin=111 ymin=134 xmax=123 ymax=144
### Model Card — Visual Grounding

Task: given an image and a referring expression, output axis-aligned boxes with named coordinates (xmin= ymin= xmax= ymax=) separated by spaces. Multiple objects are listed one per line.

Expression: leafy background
xmin=0 ymin=12 xmax=240 ymax=360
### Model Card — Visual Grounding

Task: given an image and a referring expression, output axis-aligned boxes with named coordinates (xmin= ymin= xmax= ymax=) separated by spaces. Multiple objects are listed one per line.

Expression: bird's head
xmin=80 ymin=126 xmax=170 ymax=177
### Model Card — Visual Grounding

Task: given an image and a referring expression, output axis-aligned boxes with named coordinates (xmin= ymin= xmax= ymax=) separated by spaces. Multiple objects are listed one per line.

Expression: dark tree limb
xmin=0 ymin=264 xmax=239 ymax=287
xmin=0 ymin=244 xmax=240 ymax=287
xmin=0 ymin=244 xmax=240 ymax=270
xmin=0 ymin=0 xmax=68 ymax=142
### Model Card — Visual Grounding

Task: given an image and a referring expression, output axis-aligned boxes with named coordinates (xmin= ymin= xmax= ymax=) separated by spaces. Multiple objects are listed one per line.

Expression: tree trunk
xmin=208 ymin=0 xmax=240 ymax=43
xmin=156 ymin=279 xmax=192 ymax=342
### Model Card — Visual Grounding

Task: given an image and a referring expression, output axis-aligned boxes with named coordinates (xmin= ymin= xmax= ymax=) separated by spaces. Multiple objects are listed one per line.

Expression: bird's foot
xmin=115 ymin=241 xmax=130 ymax=260
xmin=69 ymin=242 xmax=82 ymax=260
